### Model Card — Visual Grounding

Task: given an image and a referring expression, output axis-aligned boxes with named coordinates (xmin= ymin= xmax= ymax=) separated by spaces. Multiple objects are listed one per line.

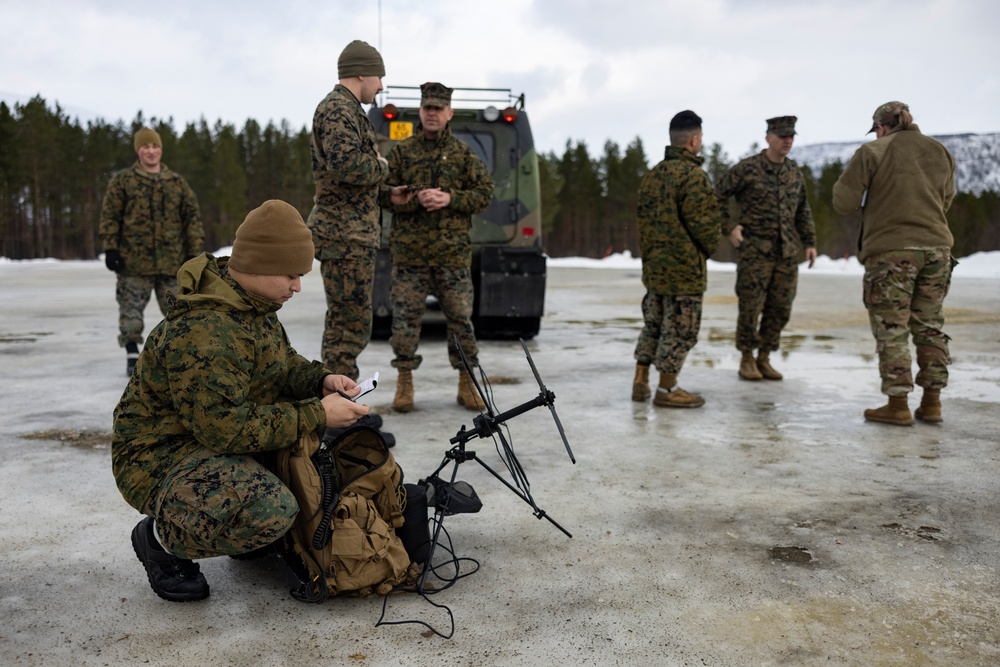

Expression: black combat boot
xmin=126 ymin=342 xmax=139 ymax=376
xmin=131 ymin=517 xmax=210 ymax=602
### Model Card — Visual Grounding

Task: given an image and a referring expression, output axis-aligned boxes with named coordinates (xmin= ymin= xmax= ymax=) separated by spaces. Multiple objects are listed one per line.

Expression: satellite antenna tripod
xmin=415 ymin=338 xmax=576 ymax=594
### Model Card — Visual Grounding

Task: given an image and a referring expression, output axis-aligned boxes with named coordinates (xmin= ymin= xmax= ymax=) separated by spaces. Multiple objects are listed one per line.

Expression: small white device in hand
xmin=353 ymin=372 xmax=379 ymax=401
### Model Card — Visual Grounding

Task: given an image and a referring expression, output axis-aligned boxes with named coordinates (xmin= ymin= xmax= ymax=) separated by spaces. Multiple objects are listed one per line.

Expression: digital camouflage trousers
xmin=734 ymin=250 xmax=798 ymax=353
xmin=149 ymin=453 xmax=298 ymax=560
xmin=390 ymin=265 xmax=478 ymax=371
xmin=116 ymin=274 xmax=177 ymax=348
xmin=320 ymin=249 xmax=377 ymax=381
xmin=863 ymin=247 xmax=954 ymax=396
xmin=633 ymin=292 xmax=703 ymax=375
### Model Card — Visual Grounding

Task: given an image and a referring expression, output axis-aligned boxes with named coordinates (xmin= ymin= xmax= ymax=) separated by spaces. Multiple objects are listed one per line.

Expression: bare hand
xmin=728 ymin=225 xmax=744 ymax=248
xmin=805 ymin=247 xmax=817 ymax=269
xmin=320 ymin=392 xmax=369 ymax=428
xmin=389 ymin=185 xmax=414 ymax=206
xmin=321 ymin=374 xmax=359 ymax=398
xmin=418 ymin=187 xmax=451 ymax=212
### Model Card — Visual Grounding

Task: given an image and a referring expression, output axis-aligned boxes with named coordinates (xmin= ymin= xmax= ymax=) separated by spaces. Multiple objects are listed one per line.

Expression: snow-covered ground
xmin=1 ymin=251 xmax=999 ymax=665
xmin=549 ymin=249 xmax=1000 ymax=278
xmin=5 ymin=250 xmax=999 ymax=279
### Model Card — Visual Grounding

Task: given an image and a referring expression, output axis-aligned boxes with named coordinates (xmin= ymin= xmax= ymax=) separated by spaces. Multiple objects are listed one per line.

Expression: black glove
xmin=104 ymin=249 xmax=125 ymax=272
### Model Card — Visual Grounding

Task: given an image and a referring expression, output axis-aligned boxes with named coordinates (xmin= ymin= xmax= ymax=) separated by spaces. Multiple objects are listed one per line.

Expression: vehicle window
xmin=452 ymin=130 xmax=495 ymax=174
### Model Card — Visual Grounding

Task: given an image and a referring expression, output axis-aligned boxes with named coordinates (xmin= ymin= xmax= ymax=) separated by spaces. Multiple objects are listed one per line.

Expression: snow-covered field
xmin=550 ymin=249 xmax=1000 ymax=278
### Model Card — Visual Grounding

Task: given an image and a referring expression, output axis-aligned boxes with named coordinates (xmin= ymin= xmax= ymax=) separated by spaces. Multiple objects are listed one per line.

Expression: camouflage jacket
xmin=637 ymin=146 xmax=722 ymax=295
xmin=307 ymin=84 xmax=389 ymax=260
xmin=715 ymin=151 xmax=816 ymax=259
xmin=381 ymin=125 xmax=494 ymax=268
xmin=98 ymin=162 xmax=203 ymax=276
xmin=112 ymin=254 xmax=328 ymax=513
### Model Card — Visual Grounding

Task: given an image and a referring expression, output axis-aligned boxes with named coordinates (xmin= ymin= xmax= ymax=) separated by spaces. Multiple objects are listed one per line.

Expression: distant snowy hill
xmin=790 ymin=132 xmax=1000 ymax=195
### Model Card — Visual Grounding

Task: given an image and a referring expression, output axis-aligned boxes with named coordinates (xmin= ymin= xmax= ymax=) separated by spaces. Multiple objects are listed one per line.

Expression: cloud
xmin=1 ymin=0 xmax=998 ymax=158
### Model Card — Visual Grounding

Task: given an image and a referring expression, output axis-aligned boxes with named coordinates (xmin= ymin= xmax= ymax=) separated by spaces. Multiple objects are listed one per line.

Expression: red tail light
xmin=501 ymin=106 xmax=518 ymax=123
xmin=382 ymin=104 xmax=399 ymax=120
xmin=521 ymin=227 xmax=535 ymax=236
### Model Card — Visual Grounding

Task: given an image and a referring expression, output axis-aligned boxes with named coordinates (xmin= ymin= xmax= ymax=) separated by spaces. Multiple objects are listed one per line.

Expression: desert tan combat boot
xmin=457 ymin=371 xmax=486 ymax=411
xmin=393 ymin=369 xmax=414 ymax=413
xmin=915 ymin=388 xmax=942 ymax=423
xmin=653 ymin=372 xmax=705 ymax=408
xmin=756 ymin=351 xmax=783 ymax=380
xmin=864 ymin=395 xmax=913 ymax=426
xmin=632 ymin=363 xmax=651 ymax=401
xmin=739 ymin=350 xmax=763 ymax=381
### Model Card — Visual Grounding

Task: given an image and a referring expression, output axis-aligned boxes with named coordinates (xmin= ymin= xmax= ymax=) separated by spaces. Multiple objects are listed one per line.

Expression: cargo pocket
xmin=862 ymin=264 xmax=892 ymax=310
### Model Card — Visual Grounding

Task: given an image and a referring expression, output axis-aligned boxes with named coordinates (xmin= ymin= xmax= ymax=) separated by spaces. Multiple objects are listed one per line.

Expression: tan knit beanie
xmin=338 ymin=40 xmax=385 ymax=79
xmin=229 ymin=200 xmax=315 ymax=275
xmin=134 ymin=127 xmax=162 ymax=151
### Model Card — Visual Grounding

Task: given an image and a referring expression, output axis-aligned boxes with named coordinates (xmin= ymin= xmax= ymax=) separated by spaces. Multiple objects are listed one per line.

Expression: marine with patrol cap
xmin=833 ymin=101 xmax=956 ymax=426
xmin=715 ymin=115 xmax=817 ymax=382
xmin=380 ymin=82 xmax=495 ymax=413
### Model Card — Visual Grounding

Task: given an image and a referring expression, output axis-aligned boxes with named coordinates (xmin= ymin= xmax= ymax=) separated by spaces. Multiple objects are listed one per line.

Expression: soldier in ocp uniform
xmin=833 ymin=101 xmax=956 ymax=426
xmin=715 ymin=116 xmax=817 ymax=382
xmin=631 ymin=110 xmax=722 ymax=408
xmin=381 ymin=82 xmax=495 ymax=413
xmin=113 ymin=200 xmax=369 ymax=602
xmin=99 ymin=128 xmax=203 ymax=375
xmin=306 ymin=40 xmax=411 ymax=382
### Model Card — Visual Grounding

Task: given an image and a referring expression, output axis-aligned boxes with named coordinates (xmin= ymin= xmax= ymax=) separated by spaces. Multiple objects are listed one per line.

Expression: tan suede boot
xmin=915 ymin=388 xmax=942 ymax=423
xmin=756 ymin=351 xmax=783 ymax=380
xmin=739 ymin=350 xmax=763 ymax=381
xmin=864 ymin=395 xmax=913 ymax=426
xmin=393 ymin=369 xmax=414 ymax=413
xmin=632 ymin=364 xmax=651 ymax=402
xmin=653 ymin=372 xmax=705 ymax=408
xmin=457 ymin=371 xmax=486 ymax=411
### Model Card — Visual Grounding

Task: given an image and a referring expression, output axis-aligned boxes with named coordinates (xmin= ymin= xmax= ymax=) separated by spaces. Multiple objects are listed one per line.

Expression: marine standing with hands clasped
xmin=715 ymin=116 xmax=817 ymax=382
xmin=381 ymin=82 xmax=495 ymax=413
xmin=99 ymin=127 xmax=203 ymax=375
xmin=833 ymin=102 xmax=956 ymax=426
xmin=306 ymin=39 xmax=411 ymax=382
xmin=631 ymin=111 xmax=722 ymax=408
xmin=113 ymin=200 xmax=369 ymax=602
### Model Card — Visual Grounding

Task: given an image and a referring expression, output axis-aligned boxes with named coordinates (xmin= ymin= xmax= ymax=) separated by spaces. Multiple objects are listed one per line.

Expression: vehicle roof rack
xmin=378 ymin=86 xmax=525 ymax=110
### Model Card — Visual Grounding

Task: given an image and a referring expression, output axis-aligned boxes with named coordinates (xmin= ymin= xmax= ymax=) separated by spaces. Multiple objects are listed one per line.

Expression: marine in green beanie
xmin=113 ymin=199 xmax=370 ymax=602
xmin=306 ymin=40 xmax=412 ymax=382
xmin=99 ymin=126 xmax=204 ymax=376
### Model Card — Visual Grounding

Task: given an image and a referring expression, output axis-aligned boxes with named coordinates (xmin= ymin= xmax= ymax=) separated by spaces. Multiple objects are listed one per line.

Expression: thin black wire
xmin=375 ymin=518 xmax=481 ymax=639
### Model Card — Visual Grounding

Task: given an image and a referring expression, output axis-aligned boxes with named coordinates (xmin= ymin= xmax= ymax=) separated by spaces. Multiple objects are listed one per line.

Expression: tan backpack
xmin=271 ymin=426 xmax=420 ymax=601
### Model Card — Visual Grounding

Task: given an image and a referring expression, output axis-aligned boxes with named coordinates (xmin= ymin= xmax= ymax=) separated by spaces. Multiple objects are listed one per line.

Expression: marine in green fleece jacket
xmin=833 ymin=102 xmax=956 ymax=427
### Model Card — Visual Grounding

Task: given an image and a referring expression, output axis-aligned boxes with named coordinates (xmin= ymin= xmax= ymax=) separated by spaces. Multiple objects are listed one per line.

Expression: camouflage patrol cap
xmin=766 ymin=116 xmax=797 ymax=137
xmin=133 ymin=127 xmax=162 ymax=151
xmin=868 ymin=101 xmax=909 ymax=134
xmin=230 ymin=200 xmax=315 ymax=276
xmin=338 ymin=40 xmax=385 ymax=79
xmin=669 ymin=110 xmax=702 ymax=131
xmin=420 ymin=82 xmax=453 ymax=107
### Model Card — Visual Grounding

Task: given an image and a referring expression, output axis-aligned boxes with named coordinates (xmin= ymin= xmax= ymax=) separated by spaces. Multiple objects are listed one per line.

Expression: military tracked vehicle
xmin=367 ymin=86 xmax=545 ymax=339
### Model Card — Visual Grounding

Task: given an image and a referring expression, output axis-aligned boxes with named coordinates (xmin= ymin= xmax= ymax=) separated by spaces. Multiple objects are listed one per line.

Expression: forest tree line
xmin=2 ymin=95 xmax=998 ymax=261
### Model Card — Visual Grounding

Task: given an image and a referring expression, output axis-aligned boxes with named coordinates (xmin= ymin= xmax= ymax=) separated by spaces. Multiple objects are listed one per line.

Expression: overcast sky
xmin=2 ymin=0 xmax=998 ymax=161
